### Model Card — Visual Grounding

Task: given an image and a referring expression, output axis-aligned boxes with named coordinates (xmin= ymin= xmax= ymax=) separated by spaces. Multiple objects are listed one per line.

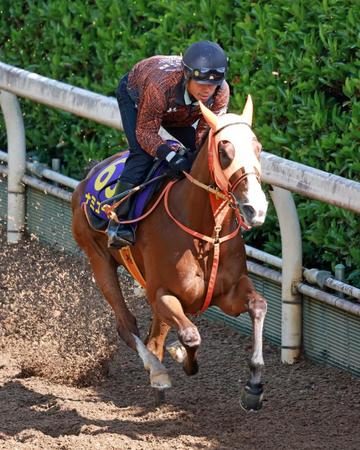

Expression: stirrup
xmin=107 ymin=224 xmax=135 ymax=249
xmin=108 ymin=235 xmax=133 ymax=249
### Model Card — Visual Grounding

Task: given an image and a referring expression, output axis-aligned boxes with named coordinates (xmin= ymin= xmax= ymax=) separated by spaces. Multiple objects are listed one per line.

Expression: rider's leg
xmin=107 ymin=74 xmax=153 ymax=249
xmin=107 ymin=180 xmax=137 ymax=248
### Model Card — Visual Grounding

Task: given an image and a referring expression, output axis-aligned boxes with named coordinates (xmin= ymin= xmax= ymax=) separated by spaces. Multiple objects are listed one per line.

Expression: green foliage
xmin=0 ymin=0 xmax=359 ymax=284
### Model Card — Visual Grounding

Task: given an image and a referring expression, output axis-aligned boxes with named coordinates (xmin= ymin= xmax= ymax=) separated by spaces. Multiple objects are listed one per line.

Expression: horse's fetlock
xmin=249 ymin=358 xmax=264 ymax=370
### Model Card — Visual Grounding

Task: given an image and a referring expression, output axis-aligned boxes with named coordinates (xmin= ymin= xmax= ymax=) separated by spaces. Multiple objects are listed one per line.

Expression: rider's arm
xmin=135 ymin=82 xmax=168 ymax=157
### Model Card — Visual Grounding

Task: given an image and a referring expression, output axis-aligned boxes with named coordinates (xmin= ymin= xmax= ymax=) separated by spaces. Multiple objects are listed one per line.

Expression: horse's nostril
xmin=242 ymin=205 xmax=255 ymax=218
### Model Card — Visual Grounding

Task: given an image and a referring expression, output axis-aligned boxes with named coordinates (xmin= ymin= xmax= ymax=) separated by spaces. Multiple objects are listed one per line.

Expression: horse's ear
xmin=199 ymin=101 xmax=218 ymax=130
xmin=242 ymin=94 xmax=253 ymax=127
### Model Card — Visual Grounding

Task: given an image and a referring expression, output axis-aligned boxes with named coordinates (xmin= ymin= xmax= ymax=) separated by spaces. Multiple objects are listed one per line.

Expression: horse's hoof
xmin=166 ymin=340 xmax=186 ymax=363
xmin=153 ymin=388 xmax=166 ymax=406
xmin=240 ymin=383 xmax=263 ymax=411
xmin=150 ymin=372 xmax=172 ymax=390
xmin=183 ymin=359 xmax=199 ymax=376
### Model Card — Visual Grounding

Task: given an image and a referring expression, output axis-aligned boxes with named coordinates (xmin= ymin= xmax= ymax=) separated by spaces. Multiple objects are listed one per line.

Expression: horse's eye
xmin=218 ymin=141 xmax=235 ymax=169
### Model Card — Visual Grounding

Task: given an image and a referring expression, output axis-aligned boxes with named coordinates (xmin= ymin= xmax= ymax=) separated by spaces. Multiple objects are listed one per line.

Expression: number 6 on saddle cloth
xmin=81 ymin=140 xmax=181 ymax=233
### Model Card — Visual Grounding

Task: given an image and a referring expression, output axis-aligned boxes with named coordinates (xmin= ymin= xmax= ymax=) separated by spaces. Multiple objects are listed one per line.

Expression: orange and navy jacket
xmin=126 ymin=55 xmax=230 ymax=156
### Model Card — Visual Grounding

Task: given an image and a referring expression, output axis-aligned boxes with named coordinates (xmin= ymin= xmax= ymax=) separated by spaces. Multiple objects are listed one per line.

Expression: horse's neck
xmin=189 ymin=136 xmax=212 ymax=186
xmin=186 ymin=136 xmax=236 ymax=232
xmin=173 ymin=137 xmax=216 ymax=234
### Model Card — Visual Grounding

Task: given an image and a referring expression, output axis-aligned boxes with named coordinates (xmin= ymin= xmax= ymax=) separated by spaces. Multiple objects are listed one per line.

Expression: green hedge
xmin=0 ymin=0 xmax=359 ymax=285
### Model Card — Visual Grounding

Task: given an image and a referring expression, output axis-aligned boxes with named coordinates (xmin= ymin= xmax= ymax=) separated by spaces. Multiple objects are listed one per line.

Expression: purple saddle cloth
xmin=81 ymin=151 xmax=168 ymax=231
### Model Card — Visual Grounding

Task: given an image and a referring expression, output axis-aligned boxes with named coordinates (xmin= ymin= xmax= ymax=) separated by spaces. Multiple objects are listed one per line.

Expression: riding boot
xmin=107 ymin=180 xmax=136 ymax=249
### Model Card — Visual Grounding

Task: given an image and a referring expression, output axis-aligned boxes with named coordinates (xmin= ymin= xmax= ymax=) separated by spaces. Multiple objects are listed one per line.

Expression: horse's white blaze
xmin=214 ymin=114 xmax=268 ymax=226
xmin=244 ymin=173 xmax=268 ymax=226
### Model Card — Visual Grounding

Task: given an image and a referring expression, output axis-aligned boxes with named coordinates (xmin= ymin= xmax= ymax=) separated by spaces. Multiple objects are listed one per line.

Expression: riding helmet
xmin=182 ymin=40 xmax=228 ymax=85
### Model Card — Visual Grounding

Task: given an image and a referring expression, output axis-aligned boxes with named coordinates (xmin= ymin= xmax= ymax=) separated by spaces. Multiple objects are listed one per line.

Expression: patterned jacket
xmin=125 ymin=55 xmax=230 ymax=156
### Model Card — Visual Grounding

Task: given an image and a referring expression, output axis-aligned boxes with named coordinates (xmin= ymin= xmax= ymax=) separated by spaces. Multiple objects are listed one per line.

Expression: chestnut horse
xmin=71 ymin=96 xmax=268 ymax=410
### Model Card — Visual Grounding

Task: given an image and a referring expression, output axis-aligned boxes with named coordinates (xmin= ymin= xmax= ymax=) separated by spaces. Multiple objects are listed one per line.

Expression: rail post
xmin=0 ymin=90 xmax=26 ymax=243
xmin=270 ymin=186 xmax=303 ymax=363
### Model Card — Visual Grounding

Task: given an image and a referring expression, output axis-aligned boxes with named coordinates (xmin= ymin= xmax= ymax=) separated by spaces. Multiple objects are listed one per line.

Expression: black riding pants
xmin=115 ymin=74 xmax=196 ymax=185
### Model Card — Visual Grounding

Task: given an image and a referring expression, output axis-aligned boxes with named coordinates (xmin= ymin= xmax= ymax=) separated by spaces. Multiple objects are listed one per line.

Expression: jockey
xmin=107 ymin=40 xmax=230 ymax=249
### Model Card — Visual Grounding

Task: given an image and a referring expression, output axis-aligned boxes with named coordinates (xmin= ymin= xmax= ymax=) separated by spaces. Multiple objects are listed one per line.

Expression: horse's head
xmin=199 ymin=96 xmax=268 ymax=227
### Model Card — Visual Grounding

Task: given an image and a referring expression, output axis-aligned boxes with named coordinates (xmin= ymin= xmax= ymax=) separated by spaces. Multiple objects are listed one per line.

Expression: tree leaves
xmin=0 ymin=0 xmax=359 ymax=285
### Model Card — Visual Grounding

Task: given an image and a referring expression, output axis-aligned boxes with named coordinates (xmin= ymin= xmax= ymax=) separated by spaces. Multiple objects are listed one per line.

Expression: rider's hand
xmin=168 ymin=153 xmax=192 ymax=177
xmin=156 ymin=144 xmax=192 ymax=177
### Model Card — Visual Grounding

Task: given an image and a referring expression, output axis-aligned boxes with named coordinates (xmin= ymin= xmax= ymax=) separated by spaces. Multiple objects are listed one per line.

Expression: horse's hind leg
xmin=78 ymin=237 xmax=171 ymax=390
xmin=86 ymin=248 xmax=140 ymax=348
xmin=144 ymin=316 xmax=172 ymax=404
xmin=154 ymin=288 xmax=201 ymax=376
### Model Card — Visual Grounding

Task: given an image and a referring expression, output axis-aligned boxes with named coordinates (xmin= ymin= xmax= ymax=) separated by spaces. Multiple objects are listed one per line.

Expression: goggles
xmin=183 ymin=63 xmax=226 ymax=82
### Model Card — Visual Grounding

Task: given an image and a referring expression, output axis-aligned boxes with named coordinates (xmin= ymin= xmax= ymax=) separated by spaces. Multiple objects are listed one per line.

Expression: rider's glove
xmin=184 ymin=148 xmax=198 ymax=164
xmin=168 ymin=153 xmax=192 ymax=177
xmin=156 ymin=144 xmax=191 ymax=177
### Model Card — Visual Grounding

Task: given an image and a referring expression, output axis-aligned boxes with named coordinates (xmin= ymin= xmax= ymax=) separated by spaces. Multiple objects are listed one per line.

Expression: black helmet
xmin=182 ymin=40 xmax=228 ymax=86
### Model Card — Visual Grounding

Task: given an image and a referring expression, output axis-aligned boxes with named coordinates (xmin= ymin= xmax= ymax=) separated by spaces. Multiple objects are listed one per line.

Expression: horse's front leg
xmin=154 ymin=288 xmax=201 ymax=376
xmin=240 ymin=292 xmax=267 ymax=411
xmin=214 ymin=275 xmax=267 ymax=410
xmin=145 ymin=316 xmax=171 ymax=362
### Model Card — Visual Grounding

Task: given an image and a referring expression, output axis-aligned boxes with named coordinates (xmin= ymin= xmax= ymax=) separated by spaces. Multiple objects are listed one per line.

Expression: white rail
xmin=1 ymin=61 xmax=359 ymax=213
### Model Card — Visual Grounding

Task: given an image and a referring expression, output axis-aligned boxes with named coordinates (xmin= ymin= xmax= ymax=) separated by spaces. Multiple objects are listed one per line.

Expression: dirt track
xmin=0 ymin=225 xmax=360 ymax=450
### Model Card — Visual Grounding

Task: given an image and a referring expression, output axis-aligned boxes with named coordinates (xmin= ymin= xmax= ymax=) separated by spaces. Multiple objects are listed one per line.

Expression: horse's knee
xmin=247 ymin=295 xmax=267 ymax=319
xmin=178 ymin=326 xmax=201 ymax=348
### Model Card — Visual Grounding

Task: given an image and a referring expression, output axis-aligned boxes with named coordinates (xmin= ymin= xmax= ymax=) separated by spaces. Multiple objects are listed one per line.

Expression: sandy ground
xmin=0 ymin=225 xmax=360 ymax=450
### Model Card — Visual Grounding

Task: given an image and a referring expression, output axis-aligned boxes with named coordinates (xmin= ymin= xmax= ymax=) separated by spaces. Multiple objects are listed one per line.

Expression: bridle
xmin=212 ymin=120 xmax=251 ymax=136
xmin=186 ymin=121 xmax=261 ymax=209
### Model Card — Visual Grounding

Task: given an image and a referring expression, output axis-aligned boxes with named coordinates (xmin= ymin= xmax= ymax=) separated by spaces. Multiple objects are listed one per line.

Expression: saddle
xmin=81 ymin=151 xmax=168 ymax=233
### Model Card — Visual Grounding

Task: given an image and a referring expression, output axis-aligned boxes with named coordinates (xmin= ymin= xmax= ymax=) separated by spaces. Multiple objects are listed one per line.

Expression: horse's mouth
xmin=240 ymin=202 xmax=268 ymax=227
